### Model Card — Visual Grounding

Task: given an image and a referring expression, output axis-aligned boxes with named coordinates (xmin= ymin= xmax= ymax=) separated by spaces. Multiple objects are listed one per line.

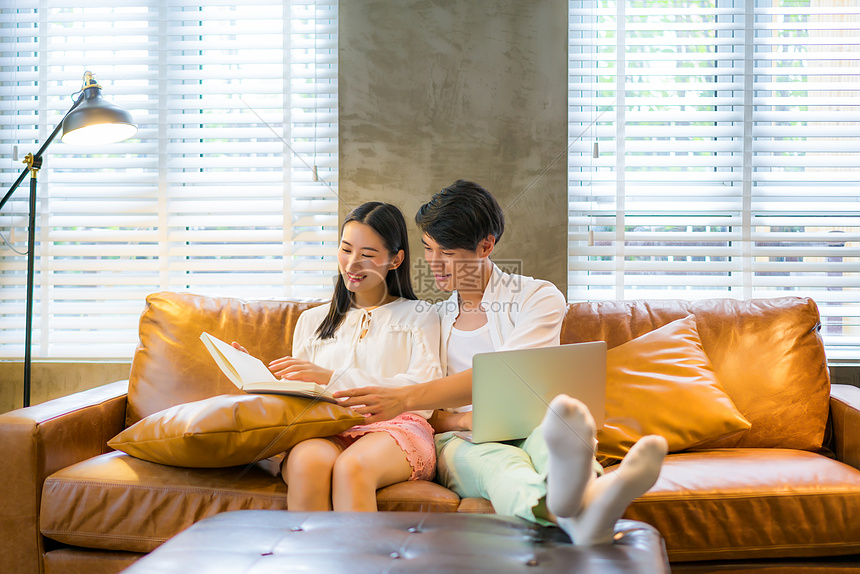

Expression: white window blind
xmin=0 ymin=1 xmax=338 ymax=360
xmin=569 ymin=0 xmax=860 ymax=361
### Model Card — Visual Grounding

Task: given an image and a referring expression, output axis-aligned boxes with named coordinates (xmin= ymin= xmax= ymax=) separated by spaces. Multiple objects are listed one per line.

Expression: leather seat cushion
xmin=40 ymin=451 xmax=460 ymax=554
xmin=40 ymin=451 xmax=288 ymax=553
xmin=621 ymin=448 xmax=860 ymax=562
xmin=375 ymin=480 xmax=461 ymax=513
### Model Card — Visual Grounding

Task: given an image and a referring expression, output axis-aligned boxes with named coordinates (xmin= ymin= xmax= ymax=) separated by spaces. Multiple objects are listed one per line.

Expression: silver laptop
xmin=455 ymin=341 xmax=607 ymax=444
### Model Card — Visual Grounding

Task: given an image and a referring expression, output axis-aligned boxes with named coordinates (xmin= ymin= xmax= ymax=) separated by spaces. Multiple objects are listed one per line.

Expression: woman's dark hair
xmin=414 ymin=179 xmax=505 ymax=250
xmin=316 ymin=202 xmax=416 ymax=339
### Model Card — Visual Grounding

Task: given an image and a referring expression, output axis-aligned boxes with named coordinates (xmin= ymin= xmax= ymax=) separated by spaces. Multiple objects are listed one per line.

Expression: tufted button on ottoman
xmin=121 ymin=510 xmax=670 ymax=573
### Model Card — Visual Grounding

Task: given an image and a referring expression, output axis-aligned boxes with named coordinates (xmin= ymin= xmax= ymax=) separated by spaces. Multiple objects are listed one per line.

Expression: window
xmin=569 ymin=0 xmax=860 ymax=361
xmin=1 ymin=1 xmax=338 ymax=359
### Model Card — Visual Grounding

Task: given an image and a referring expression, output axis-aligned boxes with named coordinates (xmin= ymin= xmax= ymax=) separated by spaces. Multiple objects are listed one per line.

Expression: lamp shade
xmin=61 ymin=72 xmax=137 ymax=146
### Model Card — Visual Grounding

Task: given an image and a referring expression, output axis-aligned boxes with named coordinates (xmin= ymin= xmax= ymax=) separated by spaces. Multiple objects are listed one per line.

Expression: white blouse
xmin=291 ymin=297 xmax=442 ymax=418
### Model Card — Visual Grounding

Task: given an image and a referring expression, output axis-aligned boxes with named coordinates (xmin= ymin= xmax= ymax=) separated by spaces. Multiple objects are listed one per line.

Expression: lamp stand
xmin=0 ymin=95 xmax=84 ymax=408
xmin=23 ymin=159 xmax=39 ymax=408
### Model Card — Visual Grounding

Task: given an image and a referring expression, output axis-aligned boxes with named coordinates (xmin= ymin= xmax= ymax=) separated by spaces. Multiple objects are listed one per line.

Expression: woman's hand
xmin=268 ymin=356 xmax=333 ymax=386
xmin=231 ymin=342 xmax=249 ymax=354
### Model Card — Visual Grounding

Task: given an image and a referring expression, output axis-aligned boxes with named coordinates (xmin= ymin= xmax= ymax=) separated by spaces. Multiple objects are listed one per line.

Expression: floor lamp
xmin=0 ymin=71 xmax=137 ymax=407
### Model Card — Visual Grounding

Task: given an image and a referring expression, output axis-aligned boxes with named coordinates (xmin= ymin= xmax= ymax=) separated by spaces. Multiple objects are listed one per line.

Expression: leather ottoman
xmin=120 ymin=510 xmax=670 ymax=573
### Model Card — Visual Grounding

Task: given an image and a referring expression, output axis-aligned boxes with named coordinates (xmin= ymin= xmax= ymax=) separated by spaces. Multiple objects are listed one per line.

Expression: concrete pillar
xmin=339 ymin=0 xmax=568 ymax=296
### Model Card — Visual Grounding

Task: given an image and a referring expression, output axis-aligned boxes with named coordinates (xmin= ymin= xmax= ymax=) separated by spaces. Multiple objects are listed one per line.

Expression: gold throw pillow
xmin=597 ymin=314 xmax=751 ymax=464
xmin=109 ymin=393 xmax=364 ymax=468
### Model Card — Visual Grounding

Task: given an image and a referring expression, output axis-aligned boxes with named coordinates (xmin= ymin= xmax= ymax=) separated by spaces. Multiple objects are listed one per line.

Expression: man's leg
xmin=435 ymin=432 xmax=550 ymax=525
xmin=542 ymin=395 xmax=668 ymax=545
xmin=539 ymin=397 xmax=601 ymax=517
xmin=519 ymin=419 xmax=604 ymax=522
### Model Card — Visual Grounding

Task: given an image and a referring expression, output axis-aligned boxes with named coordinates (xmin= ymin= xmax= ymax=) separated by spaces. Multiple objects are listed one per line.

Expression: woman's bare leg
xmin=282 ymin=437 xmax=343 ymax=511
xmin=331 ymin=432 xmax=412 ymax=512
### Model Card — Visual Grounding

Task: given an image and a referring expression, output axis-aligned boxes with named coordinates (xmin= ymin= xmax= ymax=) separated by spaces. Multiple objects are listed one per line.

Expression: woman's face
xmin=338 ymin=221 xmax=403 ymax=306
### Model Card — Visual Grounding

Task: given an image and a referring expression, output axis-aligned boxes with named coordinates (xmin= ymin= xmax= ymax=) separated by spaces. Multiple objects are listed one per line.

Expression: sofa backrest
xmin=560 ymin=297 xmax=830 ymax=452
xmin=126 ymin=292 xmax=324 ymax=426
xmin=127 ymin=292 xmax=830 ymax=452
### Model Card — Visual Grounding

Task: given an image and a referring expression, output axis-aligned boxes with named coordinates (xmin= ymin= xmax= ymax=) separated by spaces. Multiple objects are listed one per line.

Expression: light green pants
xmin=435 ymin=427 xmax=602 ymax=526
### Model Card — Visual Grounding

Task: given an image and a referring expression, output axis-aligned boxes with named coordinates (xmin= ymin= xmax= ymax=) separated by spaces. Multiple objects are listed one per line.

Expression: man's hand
xmin=460 ymin=411 xmax=473 ymax=431
xmin=428 ymin=409 xmax=472 ymax=433
xmin=268 ymin=356 xmax=333 ymax=387
xmin=333 ymin=386 xmax=409 ymax=423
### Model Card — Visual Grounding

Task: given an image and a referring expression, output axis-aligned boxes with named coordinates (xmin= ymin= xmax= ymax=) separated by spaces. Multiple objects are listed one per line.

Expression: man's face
xmin=421 ymin=233 xmax=484 ymax=293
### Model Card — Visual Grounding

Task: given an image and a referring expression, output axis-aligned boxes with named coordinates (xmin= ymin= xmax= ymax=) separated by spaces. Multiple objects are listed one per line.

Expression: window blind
xmin=569 ymin=0 xmax=860 ymax=361
xmin=0 ymin=0 xmax=338 ymax=359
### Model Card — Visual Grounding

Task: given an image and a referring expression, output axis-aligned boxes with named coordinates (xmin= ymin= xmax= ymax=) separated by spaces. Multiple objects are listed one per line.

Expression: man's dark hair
xmin=415 ymin=180 xmax=505 ymax=251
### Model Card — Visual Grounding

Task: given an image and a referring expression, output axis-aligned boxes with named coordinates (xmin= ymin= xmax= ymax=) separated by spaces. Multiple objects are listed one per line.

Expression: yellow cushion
xmin=108 ymin=393 xmax=364 ymax=468
xmin=597 ymin=315 xmax=751 ymax=464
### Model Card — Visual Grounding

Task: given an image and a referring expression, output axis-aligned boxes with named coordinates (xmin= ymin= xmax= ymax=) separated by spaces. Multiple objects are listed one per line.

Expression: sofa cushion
xmin=375 ymin=481 xmax=461 ymax=513
xmin=108 ymin=393 xmax=363 ymax=468
xmin=619 ymin=449 xmax=860 ymax=561
xmin=40 ymin=451 xmax=288 ymax=553
xmin=126 ymin=292 xmax=324 ymax=426
xmin=598 ymin=315 xmax=750 ymax=463
xmin=40 ymin=451 xmax=460 ymax=554
xmin=561 ymin=297 xmax=830 ymax=451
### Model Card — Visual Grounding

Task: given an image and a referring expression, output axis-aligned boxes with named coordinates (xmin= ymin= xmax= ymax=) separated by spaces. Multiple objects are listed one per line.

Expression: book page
xmin=242 ymin=380 xmax=335 ymax=402
xmin=200 ymin=332 xmax=279 ymax=387
xmin=199 ymin=332 xmax=336 ymax=402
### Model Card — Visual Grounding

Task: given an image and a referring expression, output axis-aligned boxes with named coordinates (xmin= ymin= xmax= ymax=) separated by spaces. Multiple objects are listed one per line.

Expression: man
xmin=336 ymin=180 xmax=667 ymax=544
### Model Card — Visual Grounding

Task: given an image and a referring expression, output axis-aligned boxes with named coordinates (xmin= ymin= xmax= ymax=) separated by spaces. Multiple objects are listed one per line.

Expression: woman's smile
xmin=346 ymin=271 xmax=367 ymax=284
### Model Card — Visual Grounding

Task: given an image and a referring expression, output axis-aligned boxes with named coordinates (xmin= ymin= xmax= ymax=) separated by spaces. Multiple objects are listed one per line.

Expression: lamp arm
xmin=0 ymin=92 xmax=86 ymax=213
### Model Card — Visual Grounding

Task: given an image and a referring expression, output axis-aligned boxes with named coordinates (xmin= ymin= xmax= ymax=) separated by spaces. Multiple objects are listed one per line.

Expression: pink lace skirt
xmin=333 ymin=412 xmax=436 ymax=481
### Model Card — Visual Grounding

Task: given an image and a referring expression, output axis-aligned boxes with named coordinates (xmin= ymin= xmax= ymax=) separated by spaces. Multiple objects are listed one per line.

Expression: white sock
xmin=556 ymin=434 xmax=668 ymax=545
xmin=542 ymin=394 xmax=598 ymax=519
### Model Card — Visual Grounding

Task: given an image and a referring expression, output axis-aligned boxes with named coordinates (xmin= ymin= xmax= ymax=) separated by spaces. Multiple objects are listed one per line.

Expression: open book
xmin=199 ymin=332 xmax=336 ymax=403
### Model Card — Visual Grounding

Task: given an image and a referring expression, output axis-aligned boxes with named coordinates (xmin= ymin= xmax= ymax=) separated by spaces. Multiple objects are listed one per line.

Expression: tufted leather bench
xmin=120 ymin=510 xmax=670 ymax=573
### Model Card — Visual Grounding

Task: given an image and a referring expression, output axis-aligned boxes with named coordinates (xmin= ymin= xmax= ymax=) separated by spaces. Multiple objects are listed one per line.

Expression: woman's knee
xmin=285 ymin=439 xmax=338 ymax=480
xmin=332 ymin=448 xmax=372 ymax=488
xmin=332 ymin=435 xmax=411 ymax=490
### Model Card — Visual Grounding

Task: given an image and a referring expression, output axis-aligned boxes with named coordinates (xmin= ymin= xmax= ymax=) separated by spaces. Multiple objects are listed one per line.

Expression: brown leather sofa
xmin=2 ymin=291 xmax=860 ymax=574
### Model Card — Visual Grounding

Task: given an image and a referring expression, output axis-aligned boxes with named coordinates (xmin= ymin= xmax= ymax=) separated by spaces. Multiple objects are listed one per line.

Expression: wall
xmin=2 ymin=1 xmax=569 ymax=414
xmin=0 ymin=361 xmax=131 ymax=413
xmin=339 ymin=0 xmax=569 ymax=297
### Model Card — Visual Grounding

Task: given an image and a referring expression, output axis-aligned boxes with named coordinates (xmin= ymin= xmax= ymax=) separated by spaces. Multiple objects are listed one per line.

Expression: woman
xmin=237 ymin=202 xmax=441 ymax=511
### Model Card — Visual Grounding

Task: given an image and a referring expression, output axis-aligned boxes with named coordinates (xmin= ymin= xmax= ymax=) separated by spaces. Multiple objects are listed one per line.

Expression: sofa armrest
xmin=0 ymin=380 xmax=129 ymax=574
xmin=831 ymin=383 xmax=860 ymax=471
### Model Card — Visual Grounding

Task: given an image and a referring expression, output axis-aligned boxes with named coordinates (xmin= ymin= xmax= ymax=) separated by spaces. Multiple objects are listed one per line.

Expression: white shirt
xmin=447 ymin=323 xmax=495 ymax=376
xmin=436 ymin=263 xmax=567 ymax=411
xmin=292 ymin=297 xmax=443 ymax=418
xmin=446 ymin=323 xmax=495 ymax=413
